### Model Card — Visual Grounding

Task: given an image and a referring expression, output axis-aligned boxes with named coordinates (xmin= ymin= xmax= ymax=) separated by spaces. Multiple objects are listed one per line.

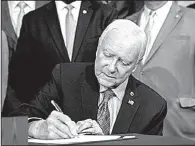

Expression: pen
xmin=51 ymin=100 xmax=63 ymax=113
xmin=118 ymin=135 xmax=136 ymax=139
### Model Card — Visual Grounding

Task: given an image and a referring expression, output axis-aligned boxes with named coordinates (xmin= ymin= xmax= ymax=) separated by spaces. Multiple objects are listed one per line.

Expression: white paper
xmin=28 ymin=135 xmax=135 ymax=144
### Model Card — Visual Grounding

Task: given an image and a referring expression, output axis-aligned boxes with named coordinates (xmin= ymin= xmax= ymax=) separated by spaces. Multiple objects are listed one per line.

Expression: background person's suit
xmin=2 ymin=0 xmax=50 ymax=116
xmin=126 ymin=2 xmax=195 ymax=140
xmin=8 ymin=1 xmax=117 ymax=103
xmin=2 ymin=1 xmax=50 ymax=61
xmin=10 ymin=63 xmax=167 ymax=135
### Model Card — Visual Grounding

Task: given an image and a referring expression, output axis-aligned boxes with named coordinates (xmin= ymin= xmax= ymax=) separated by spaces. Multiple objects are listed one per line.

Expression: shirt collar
xmin=144 ymin=1 xmax=173 ymax=17
xmin=55 ymin=1 xmax=81 ymax=11
xmin=99 ymin=78 xmax=129 ymax=101
xmin=8 ymin=1 xmax=35 ymax=9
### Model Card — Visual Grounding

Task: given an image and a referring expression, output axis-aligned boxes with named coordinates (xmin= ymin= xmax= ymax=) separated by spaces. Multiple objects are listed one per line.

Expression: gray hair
xmin=98 ymin=19 xmax=147 ymax=63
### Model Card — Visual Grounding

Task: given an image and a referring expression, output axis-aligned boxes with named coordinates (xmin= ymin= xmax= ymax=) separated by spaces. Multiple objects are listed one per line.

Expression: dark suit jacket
xmin=2 ymin=1 xmax=50 ymax=60
xmin=2 ymin=0 xmax=50 ymax=116
xmin=9 ymin=1 xmax=118 ymax=102
xmin=126 ymin=2 xmax=195 ymax=140
xmin=11 ymin=63 xmax=167 ymax=135
xmin=107 ymin=1 xmax=144 ymax=18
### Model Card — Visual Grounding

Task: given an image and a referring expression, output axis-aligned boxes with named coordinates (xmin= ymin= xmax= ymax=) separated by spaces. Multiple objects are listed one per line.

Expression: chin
xmin=98 ymin=78 xmax=116 ymax=88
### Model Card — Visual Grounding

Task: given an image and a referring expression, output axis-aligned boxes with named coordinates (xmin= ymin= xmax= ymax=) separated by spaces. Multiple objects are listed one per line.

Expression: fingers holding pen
xmin=46 ymin=111 xmax=78 ymax=139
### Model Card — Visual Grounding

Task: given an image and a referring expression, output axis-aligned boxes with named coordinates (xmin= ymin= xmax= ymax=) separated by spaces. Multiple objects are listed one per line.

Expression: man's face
xmin=95 ymin=30 xmax=139 ymax=89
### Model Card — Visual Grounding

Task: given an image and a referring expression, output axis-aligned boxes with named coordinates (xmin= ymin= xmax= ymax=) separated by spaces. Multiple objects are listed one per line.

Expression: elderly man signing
xmin=10 ymin=20 xmax=167 ymax=139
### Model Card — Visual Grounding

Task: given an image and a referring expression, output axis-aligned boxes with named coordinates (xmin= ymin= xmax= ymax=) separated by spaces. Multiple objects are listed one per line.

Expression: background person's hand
xmin=29 ymin=111 xmax=78 ymax=139
xmin=76 ymin=119 xmax=104 ymax=135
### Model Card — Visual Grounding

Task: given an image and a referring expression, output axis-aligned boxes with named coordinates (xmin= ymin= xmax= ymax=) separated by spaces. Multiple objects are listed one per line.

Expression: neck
xmin=145 ymin=1 xmax=168 ymax=10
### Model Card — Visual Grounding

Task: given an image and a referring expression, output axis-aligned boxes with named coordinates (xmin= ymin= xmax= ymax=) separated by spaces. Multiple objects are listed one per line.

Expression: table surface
xmin=77 ymin=134 xmax=195 ymax=145
xmin=2 ymin=117 xmax=195 ymax=145
xmin=28 ymin=134 xmax=195 ymax=145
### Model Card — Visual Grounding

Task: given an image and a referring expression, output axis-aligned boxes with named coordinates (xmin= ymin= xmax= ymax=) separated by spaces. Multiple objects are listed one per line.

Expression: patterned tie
xmin=16 ymin=2 xmax=27 ymax=37
xmin=97 ymin=89 xmax=115 ymax=135
xmin=142 ymin=10 xmax=156 ymax=64
xmin=66 ymin=5 xmax=76 ymax=61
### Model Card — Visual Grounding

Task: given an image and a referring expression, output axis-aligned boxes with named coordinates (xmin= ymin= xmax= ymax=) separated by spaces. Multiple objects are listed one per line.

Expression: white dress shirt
xmin=55 ymin=1 xmax=81 ymax=50
xmin=8 ymin=1 xmax=35 ymax=33
xmin=98 ymin=78 xmax=129 ymax=134
xmin=140 ymin=1 xmax=173 ymax=63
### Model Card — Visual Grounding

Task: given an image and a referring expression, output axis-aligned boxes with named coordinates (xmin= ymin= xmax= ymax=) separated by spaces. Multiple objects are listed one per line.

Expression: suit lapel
xmin=72 ymin=1 xmax=93 ymax=61
xmin=80 ymin=65 xmax=99 ymax=120
xmin=112 ymin=76 xmax=140 ymax=134
xmin=2 ymin=1 xmax=17 ymax=46
xmin=144 ymin=2 xmax=183 ymax=65
xmin=45 ymin=2 xmax=70 ymax=62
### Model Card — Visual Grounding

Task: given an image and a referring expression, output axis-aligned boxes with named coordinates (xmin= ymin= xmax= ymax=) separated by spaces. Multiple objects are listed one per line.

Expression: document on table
xmin=28 ymin=135 xmax=136 ymax=144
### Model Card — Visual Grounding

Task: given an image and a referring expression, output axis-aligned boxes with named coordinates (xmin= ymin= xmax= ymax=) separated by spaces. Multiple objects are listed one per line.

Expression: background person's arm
xmin=2 ymin=30 xmax=9 ymax=109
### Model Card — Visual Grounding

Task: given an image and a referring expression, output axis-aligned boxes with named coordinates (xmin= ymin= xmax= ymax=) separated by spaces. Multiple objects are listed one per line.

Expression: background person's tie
xmin=142 ymin=10 xmax=156 ymax=64
xmin=16 ymin=2 xmax=27 ymax=37
xmin=97 ymin=90 xmax=115 ymax=135
xmin=66 ymin=5 xmax=76 ymax=61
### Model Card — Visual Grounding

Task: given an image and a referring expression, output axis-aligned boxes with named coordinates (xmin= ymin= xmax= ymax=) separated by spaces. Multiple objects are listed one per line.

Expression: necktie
xmin=66 ymin=5 xmax=76 ymax=61
xmin=142 ymin=10 xmax=156 ymax=64
xmin=97 ymin=90 xmax=115 ymax=135
xmin=16 ymin=2 xmax=27 ymax=37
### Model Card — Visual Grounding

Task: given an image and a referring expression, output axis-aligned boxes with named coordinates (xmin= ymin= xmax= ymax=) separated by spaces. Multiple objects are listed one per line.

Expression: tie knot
xmin=148 ymin=10 xmax=156 ymax=18
xmin=66 ymin=4 xmax=74 ymax=11
xmin=17 ymin=2 xmax=27 ymax=9
xmin=103 ymin=90 xmax=115 ymax=102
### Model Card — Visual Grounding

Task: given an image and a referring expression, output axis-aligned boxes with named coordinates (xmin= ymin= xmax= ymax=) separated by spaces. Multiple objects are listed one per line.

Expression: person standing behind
xmin=6 ymin=1 xmax=117 ymax=115
xmin=2 ymin=0 xmax=50 ymax=116
xmin=126 ymin=1 xmax=195 ymax=140
xmin=2 ymin=1 xmax=50 ymax=61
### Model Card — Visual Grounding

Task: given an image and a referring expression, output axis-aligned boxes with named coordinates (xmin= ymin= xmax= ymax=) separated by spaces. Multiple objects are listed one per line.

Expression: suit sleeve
xmin=9 ymin=15 xmax=51 ymax=102
xmin=9 ymin=64 xmax=62 ymax=119
xmin=147 ymin=100 xmax=167 ymax=135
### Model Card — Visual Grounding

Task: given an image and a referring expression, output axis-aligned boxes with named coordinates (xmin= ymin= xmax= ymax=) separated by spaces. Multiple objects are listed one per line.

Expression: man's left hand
xmin=76 ymin=119 xmax=104 ymax=135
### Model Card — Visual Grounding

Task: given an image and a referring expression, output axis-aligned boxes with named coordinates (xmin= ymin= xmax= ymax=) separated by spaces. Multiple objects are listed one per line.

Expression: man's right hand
xmin=28 ymin=111 xmax=78 ymax=139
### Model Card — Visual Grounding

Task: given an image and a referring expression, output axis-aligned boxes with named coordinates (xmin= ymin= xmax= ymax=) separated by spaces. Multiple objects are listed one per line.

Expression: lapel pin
xmin=128 ymin=100 xmax=134 ymax=106
xmin=175 ymin=14 xmax=180 ymax=18
xmin=130 ymin=91 xmax=134 ymax=96
xmin=83 ymin=10 xmax=87 ymax=14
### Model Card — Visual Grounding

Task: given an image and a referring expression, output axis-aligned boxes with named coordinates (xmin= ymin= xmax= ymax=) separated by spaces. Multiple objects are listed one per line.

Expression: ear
xmin=96 ymin=45 xmax=100 ymax=56
xmin=132 ymin=60 xmax=140 ymax=73
xmin=96 ymin=49 xmax=98 ymax=56
xmin=132 ymin=65 xmax=138 ymax=73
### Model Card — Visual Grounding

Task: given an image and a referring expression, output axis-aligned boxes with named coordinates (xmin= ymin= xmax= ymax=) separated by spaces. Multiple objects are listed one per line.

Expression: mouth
xmin=103 ymin=72 xmax=115 ymax=79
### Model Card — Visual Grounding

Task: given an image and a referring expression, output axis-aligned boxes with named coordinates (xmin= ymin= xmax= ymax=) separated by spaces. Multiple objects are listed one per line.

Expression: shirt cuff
xmin=28 ymin=117 xmax=43 ymax=123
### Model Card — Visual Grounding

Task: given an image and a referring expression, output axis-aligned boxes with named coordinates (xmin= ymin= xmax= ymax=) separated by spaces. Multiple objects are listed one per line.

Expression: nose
xmin=108 ymin=58 xmax=117 ymax=73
